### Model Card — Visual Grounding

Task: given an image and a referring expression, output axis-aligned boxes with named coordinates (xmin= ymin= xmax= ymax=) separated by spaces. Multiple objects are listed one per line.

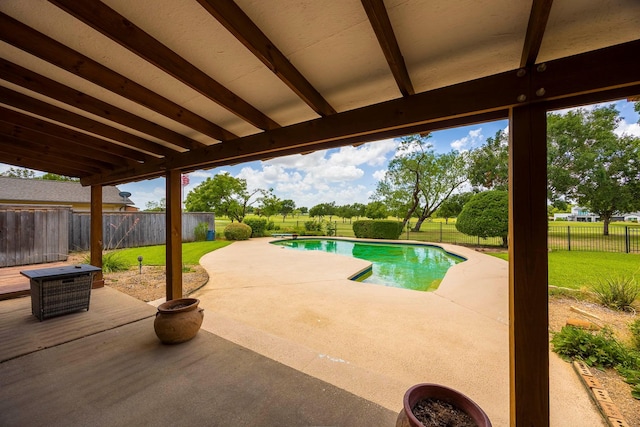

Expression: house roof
xmin=0 ymin=176 xmax=133 ymax=205
xmin=0 ymin=0 xmax=638 ymax=186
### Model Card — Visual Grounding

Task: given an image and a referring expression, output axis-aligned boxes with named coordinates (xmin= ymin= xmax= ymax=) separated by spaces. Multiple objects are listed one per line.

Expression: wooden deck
xmin=0 ymin=286 xmax=396 ymax=426
xmin=0 ymin=262 xmax=71 ymax=300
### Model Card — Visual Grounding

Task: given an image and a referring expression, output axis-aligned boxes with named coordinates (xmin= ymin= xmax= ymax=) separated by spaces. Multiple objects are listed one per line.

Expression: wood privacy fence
xmin=0 ymin=205 xmax=70 ymax=267
xmin=0 ymin=205 xmax=214 ymax=267
xmin=69 ymin=212 xmax=215 ymax=251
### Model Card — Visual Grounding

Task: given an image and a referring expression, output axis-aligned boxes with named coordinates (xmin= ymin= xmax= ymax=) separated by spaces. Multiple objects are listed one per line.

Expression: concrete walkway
xmin=191 ymin=237 xmax=605 ymax=427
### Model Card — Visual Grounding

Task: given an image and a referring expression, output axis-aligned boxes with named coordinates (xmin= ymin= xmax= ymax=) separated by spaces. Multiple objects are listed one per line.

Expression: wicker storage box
xmin=21 ymin=265 xmax=101 ymax=321
xmin=30 ymin=274 xmax=93 ymax=321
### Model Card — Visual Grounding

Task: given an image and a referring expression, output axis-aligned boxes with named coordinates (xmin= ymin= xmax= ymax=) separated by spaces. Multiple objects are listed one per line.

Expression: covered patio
xmin=0 ymin=1 xmax=639 ymax=425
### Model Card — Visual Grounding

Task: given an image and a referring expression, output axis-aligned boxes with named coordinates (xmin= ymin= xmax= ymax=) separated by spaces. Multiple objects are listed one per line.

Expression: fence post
xmin=439 ymin=222 xmax=443 ymax=242
xmin=625 ymin=226 xmax=630 ymax=253
xmin=567 ymin=226 xmax=571 ymax=251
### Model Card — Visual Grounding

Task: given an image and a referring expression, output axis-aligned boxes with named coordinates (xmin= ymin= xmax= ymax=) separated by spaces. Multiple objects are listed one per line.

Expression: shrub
xmin=630 ymin=319 xmax=640 ymax=351
xmin=455 ymin=190 xmax=509 ymax=247
xmin=593 ymin=275 xmax=640 ymax=312
xmin=304 ymin=220 xmax=324 ymax=233
xmin=352 ymin=220 xmax=403 ymax=239
xmin=224 ymin=222 xmax=252 ymax=240
xmin=85 ymin=251 xmax=129 ymax=273
xmin=326 ymin=221 xmax=337 ymax=237
xmin=194 ymin=222 xmax=208 ymax=241
xmin=243 ymin=218 xmax=267 ymax=237
xmin=551 ymin=326 xmax=628 ymax=368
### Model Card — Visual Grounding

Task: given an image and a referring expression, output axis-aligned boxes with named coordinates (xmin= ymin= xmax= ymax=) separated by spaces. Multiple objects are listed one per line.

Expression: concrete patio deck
xmin=190 ymin=237 xmax=606 ymax=427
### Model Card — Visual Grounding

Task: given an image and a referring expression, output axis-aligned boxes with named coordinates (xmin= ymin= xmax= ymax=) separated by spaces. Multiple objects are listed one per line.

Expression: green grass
xmin=487 ymin=251 xmax=640 ymax=290
xmin=113 ymin=240 xmax=233 ymax=266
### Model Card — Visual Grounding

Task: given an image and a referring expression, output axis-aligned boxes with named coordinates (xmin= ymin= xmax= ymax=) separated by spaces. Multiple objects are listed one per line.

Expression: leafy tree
xmin=40 ymin=173 xmax=79 ymax=182
xmin=373 ymin=135 xmax=468 ymax=231
xmin=547 ymin=106 xmax=640 ymax=235
xmin=145 ymin=198 xmax=166 ymax=212
xmin=184 ymin=172 xmax=264 ymax=222
xmin=280 ymin=199 xmax=296 ymax=221
xmin=456 ymin=190 xmax=509 ymax=246
xmin=309 ymin=202 xmax=336 ymax=221
xmin=365 ymin=201 xmax=388 ymax=219
xmin=299 ymin=206 xmax=308 ymax=215
xmin=351 ymin=203 xmax=366 ymax=219
xmin=434 ymin=192 xmax=474 ymax=224
xmin=467 ymin=129 xmax=509 ymax=190
xmin=258 ymin=192 xmax=281 ymax=220
xmin=1 ymin=167 xmax=36 ymax=178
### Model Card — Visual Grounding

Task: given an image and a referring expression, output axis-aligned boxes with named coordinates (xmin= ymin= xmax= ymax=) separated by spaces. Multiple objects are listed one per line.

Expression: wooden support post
xmin=90 ymin=185 xmax=104 ymax=288
xmin=165 ymin=170 xmax=182 ymax=300
xmin=509 ymin=104 xmax=549 ymax=426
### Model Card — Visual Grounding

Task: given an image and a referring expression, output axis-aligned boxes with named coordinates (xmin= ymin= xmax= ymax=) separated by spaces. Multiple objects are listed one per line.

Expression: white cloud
xmin=372 ymin=169 xmax=387 ymax=181
xmin=615 ymin=119 xmax=640 ymax=138
xmin=450 ymin=127 xmax=484 ymax=151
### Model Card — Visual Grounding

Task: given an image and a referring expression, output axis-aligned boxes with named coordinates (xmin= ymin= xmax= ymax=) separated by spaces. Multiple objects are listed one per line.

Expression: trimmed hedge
xmin=224 ymin=222 xmax=252 ymax=240
xmin=244 ymin=218 xmax=267 ymax=237
xmin=352 ymin=220 xmax=403 ymax=239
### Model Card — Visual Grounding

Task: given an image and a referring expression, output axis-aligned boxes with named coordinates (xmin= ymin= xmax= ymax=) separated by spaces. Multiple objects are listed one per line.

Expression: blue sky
xmin=2 ymin=101 xmax=638 ymax=210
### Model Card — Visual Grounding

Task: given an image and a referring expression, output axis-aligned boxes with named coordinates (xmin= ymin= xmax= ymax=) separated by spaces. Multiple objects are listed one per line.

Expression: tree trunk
xmin=412 ymin=218 xmax=425 ymax=231
xmin=602 ymin=215 xmax=610 ymax=236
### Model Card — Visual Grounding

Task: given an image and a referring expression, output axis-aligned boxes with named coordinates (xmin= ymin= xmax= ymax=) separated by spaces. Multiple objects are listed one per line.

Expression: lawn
xmin=112 ymin=240 xmax=233 ymax=266
xmin=488 ymin=251 xmax=640 ymax=289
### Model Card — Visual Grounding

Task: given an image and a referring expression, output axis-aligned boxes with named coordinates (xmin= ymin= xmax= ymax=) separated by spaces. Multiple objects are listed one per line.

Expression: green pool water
xmin=272 ymin=239 xmax=465 ymax=291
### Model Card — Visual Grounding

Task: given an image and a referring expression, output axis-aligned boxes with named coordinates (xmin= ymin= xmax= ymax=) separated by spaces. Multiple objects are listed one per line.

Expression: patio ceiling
xmin=0 ymin=0 xmax=638 ymax=186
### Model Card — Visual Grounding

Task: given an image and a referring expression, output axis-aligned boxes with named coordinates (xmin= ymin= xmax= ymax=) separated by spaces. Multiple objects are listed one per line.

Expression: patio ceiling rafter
xmin=361 ymin=0 xmax=414 ymax=97
xmin=520 ymin=0 xmax=553 ymax=68
xmin=0 ymin=59 xmax=205 ymax=151
xmin=48 ymin=0 xmax=279 ymax=131
xmin=0 ymin=12 xmax=237 ymax=142
xmin=196 ymin=0 xmax=336 ymax=117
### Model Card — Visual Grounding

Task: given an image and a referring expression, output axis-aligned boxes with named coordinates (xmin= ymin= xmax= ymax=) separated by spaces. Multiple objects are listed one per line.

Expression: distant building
xmin=553 ymin=206 xmax=640 ymax=222
xmin=0 ymin=177 xmax=135 ymax=212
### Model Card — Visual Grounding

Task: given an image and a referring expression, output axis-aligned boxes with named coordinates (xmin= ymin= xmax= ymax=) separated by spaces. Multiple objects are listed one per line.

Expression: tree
xmin=258 ymin=192 xmax=281 ymax=220
xmin=455 ymin=190 xmax=509 ymax=246
xmin=365 ymin=201 xmax=388 ymax=219
xmin=280 ymin=199 xmax=296 ymax=221
xmin=467 ymin=129 xmax=509 ymax=190
xmin=1 ymin=167 xmax=36 ymax=178
xmin=184 ymin=173 xmax=264 ymax=222
xmin=299 ymin=206 xmax=308 ymax=215
xmin=351 ymin=203 xmax=366 ymax=219
xmin=434 ymin=192 xmax=474 ymax=224
xmin=373 ymin=135 xmax=468 ymax=231
xmin=145 ymin=198 xmax=166 ymax=212
xmin=309 ymin=202 xmax=336 ymax=221
xmin=547 ymin=105 xmax=640 ymax=235
xmin=40 ymin=173 xmax=79 ymax=182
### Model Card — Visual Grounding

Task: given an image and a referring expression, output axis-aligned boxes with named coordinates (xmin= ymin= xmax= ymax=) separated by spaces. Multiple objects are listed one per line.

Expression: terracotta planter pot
xmin=396 ymin=383 xmax=491 ymax=427
xmin=154 ymin=298 xmax=204 ymax=344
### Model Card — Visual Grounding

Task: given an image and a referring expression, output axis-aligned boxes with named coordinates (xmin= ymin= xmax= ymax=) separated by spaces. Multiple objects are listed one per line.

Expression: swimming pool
xmin=272 ymin=238 xmax=465 ymax=291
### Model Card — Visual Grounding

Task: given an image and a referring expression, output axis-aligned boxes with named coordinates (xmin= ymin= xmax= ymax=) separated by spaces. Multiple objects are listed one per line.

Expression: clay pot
xmin=154 ymin=298 xmax=204 ymax=344
xmin=396 ymin=383 xmax=491 ymax=427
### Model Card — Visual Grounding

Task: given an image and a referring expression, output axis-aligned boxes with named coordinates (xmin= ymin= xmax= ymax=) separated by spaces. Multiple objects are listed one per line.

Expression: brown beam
xmin=49 ymin=0 xmax=279 ymax=131
xmin=0 ymin=59 xmax=205 ymax=151
xmin=0 ymin=135 xmax=104 ymax=173
xmin=509 ymin=104 xmax=549 ymax=426
xmin=90 ymin=185 xmax=104 ymax=288
xmin=0 ymin=107 xmax=139 ymax=167
xmin=0 ymin=12 xmax=237 ymax=142
xmin=520 ymin=0 xmax=553 ymax=68
xmin=0 ymin=142 xmax=92 ymax=177
xmin=0 ymin=86 xmax=172 ymax=157
xmin=165 ymin=170 xmax=182 ymax=300
xmin=361 ymin=0 xmax=415 ymax=96
xmin=197 ymin=0 xmax=336 ymax=117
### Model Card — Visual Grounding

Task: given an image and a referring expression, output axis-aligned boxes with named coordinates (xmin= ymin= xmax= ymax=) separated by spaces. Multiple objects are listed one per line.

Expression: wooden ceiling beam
xmin=49 ymin=0 xmax=279 ymax=131
xmin=361 ymin=0 xmax=415 ymax=96
xmin=0 ymin=59 xmax=205 ymax=151
xmin=0 ymin=12 xmax=237 ymax=142
xmin=0 ymin=147 xmax=89 ymax=178
xmin=196 ymin=0 xmax=336 ymax=117
xmin=520 ymin=0 xmax=553 ymax=68
xmin=0 ymin=107 xmax=140 ymax=166
xmin=0 ymin=136 xmax=103 ymax=174
xmin=0 ymin=86 xmax=172 ymax=157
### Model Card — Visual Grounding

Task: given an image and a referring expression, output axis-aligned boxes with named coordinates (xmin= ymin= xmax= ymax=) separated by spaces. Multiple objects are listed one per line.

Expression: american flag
xmin=181 ymin=174 xmax=189 ymax=186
